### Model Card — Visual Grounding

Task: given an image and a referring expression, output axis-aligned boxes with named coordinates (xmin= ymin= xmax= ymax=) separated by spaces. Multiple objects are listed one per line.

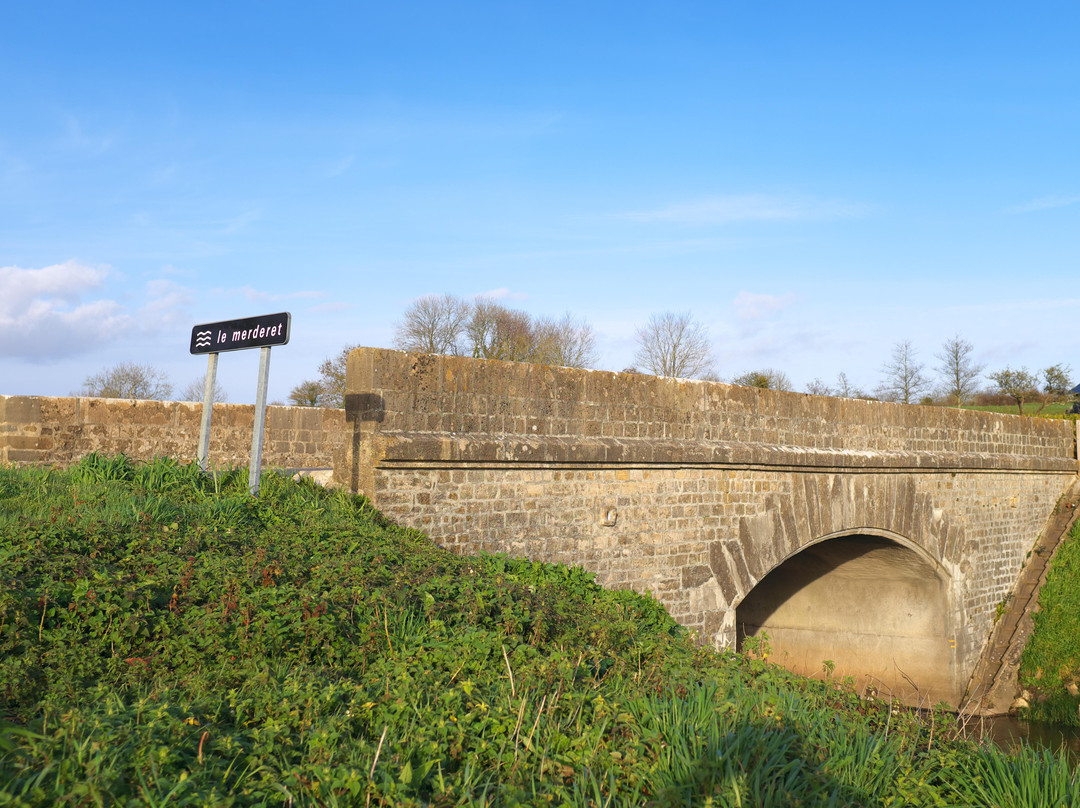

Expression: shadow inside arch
xmin=735 ymin=533 xmax=955 ymax=705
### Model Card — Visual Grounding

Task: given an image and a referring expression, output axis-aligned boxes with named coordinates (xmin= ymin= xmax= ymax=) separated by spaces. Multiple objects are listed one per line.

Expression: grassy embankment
xmin=2 ymin=455 xmax=1079 ymax=806
xmin=1021 ymin=516 xmax=1080 ymax=728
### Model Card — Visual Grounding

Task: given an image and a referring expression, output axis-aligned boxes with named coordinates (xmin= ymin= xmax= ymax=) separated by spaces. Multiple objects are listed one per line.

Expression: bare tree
xmin=731 ymin=368 xmax=793 ymax=391
xmin=392 ymin=293 xmax=471 ymax=355
xmin=935 ymin=334 xmax=984 ymax=407
xmin=531 ymin=313 xmax=598 ymax=368
xmin=81 ymin=362 xmax=173 ymax=400
xmin=633 ymin=311 xmax=715 ymax=379
xmin=805 ymin=372 xmax=866 ymax=399
xmin=465 ymin=299 xmax=534 ymax=362
xmin=391 ymin=293 xmax=601 ymax=369
xmin=989 ymin=366 xmax=1040 ymax=415
xmin=288 ymin=379 xmax=325 ymax=407
xmin=876 ymin=340 xmax=930 ymax=404
xmin=834 ymin=372 xmax=866 ymax=399
xmin=179 ymin=376 xmax=229 ymax=404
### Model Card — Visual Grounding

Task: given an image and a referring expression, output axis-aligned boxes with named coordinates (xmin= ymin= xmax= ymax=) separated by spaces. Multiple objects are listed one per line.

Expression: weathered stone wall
xmin=0 ymin=395 xmax=345 ymax=470
xmin=337 ymin=347 xmax=1078 ymax=704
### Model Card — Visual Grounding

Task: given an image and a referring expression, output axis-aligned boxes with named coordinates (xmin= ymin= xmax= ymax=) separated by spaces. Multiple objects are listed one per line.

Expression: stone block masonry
xmin=0 ymin=395 xmax=345 ymax=470
xmin=337 ymin=347 xmax=1078 ymax=706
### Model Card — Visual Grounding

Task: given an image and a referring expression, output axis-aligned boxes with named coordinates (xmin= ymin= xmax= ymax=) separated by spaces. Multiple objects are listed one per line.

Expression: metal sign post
xmin=197 ymin=352 xmax=219 ymax=471
xmin=249 ymin=346 xmax=272 ymax=495
xmin=189 ymin=312 xmax=291 ymax=494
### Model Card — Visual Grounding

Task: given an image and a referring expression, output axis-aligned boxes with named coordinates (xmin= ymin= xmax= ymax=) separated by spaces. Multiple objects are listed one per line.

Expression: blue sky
xmin=3 ymin=2 xmax=1078 ymax=403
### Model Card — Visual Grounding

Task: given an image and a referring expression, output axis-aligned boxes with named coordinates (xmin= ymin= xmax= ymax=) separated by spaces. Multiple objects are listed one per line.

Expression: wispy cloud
xmin=0 ymin=261 xmax=134 ymax=359
xmin=151 ymin=164 xmax=178 ymax=184
xmin=623 ymin=194 xmax=866 ymax=224
xmin=220 ymin=209 xmax=262 ymax=234
xmin=326 ymin=155 xmax=355 ymax=177
xmin=61 ymin=115 xmax=115 ymax=155
xmin=137 ymin=279 xmax=195 ymax=328
xmin=475 ymin=287 xmax=528 ymax=301
xmin=1007 ymin=194 xmax=1080 ymax=214
xmin=308 ymin=301 xmax=355 ymax=314
xmin=733 ymin=291 xmax=798 ymax=322
xmin=213 ymin=285 xmax=326 ymax=303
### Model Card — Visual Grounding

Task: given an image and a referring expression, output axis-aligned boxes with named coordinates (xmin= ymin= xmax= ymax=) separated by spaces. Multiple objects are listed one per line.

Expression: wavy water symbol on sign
xmin=194 ymin=330 xmax=213 ymax=348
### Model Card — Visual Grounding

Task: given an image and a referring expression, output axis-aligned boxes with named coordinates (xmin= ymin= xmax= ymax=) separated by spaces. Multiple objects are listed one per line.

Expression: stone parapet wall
xmin=341 ymin=348 xmax=1077 ymax=473
xmin=0 ymin=395 xmax=345 ymax=469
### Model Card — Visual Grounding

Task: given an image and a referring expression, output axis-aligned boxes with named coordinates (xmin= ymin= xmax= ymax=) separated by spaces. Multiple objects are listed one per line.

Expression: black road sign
xmin=190 ymin=312 xmax=291 ymax=354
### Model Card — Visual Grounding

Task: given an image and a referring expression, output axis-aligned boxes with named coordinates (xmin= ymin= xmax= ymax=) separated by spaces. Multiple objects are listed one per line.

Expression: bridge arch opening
xmin=735 ymin=533 xmax=953 ymax=702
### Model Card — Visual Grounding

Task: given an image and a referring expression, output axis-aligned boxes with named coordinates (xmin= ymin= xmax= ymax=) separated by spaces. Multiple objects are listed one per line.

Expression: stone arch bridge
xmin=336 ymin=347 xmax=1078 ymax=707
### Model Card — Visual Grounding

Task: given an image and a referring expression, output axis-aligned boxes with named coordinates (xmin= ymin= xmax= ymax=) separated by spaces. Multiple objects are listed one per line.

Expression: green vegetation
xmin=3 ymin=455 xmax=1079 ymax=806
xmin=1021 ymin=518 xmax=1080 ymax=727
xmin=964 ymin=402 xmax=1076 ymax=419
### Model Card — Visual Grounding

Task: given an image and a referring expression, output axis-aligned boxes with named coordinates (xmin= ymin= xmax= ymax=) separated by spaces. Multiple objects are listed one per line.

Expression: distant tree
xmin=805 ymin=372 xmax=866 ymax=399
xmin=179 ymin=376 xmax=229 ymax=404
xmin=314 ymin=344 xmax=360 ymax=409
xmin=466 ymin=299 xmax=534 ymax=362
xmin=390 ymin=294 xmax=600 ymax=369
xmin=633 ymin=311 xmax=715 ymax=379
xmin=393 ymin=293 xmax=471 ymax=355
xmin=731 ymin=368 xmax=793 ymax=392
xmin=1042 ymin=363 xmax=1073 ymax=398
xmin=876 ymin=340 xmax=930 ymax=404
xmin=288 ymin=380 xmax=325 ymax=407
xmin=81 ymin=362 xmax=173 ymax=400
xmin=531 ymin=313 xmax=598 ymax=368
xmin=935 ymin=334 xmax=984 ymax=408
xmin=989 ymin=366 xmax=1040 ymax=415
xmin=988 ymin=364 xmax=1073 ymax=416
xmin=834 ymin=372 xmax=866 ymax=399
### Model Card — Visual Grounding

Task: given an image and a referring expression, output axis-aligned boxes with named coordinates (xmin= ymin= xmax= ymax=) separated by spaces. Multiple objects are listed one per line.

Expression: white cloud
xmin=1007 ymin=194 xmax=1080 ymax=214
xmin=0 ymin=261 xmax=134 ymax=359
xmin=624 ymin=194 xmax=866 ymax=224
xmin=733 ymin=291 xmax=798 ymax=322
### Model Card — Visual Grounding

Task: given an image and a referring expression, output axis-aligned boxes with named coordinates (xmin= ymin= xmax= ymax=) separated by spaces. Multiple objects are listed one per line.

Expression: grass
xmin=1020 ymin=518 xmax=1080 ymax=727
xmin=962 ymin=402 xmax=1076 ymax=419
xmin=2 ymin=454 xmax=1078 ymax=806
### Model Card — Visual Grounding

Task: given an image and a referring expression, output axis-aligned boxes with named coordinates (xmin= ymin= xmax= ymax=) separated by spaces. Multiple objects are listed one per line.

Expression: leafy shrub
xmin=1 ymin=455 xmax=1076 ymax=806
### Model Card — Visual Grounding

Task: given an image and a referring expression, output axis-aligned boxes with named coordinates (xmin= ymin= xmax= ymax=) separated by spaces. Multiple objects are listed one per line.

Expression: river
xmin=977 ymin=714 xmax=1080 ymax=761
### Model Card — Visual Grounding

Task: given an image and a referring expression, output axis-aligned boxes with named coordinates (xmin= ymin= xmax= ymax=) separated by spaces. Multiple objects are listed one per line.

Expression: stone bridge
xmin=335 ymin=347 xmax=1078 ymax=707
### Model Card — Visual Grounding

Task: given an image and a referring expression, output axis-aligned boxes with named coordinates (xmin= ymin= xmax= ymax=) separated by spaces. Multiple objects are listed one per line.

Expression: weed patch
xmin=1 ymin=455 xmax=1076 ymax=806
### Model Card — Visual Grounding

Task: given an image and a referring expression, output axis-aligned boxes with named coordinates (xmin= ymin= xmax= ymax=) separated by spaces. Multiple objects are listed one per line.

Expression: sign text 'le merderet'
xmin=189 ymin=312 xmax=291 ymax=355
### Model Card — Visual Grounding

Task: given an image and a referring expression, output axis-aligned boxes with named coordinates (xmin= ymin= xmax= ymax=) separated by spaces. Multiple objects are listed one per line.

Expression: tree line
xmin=77 ymin=297 xmax=1075 ymax=417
